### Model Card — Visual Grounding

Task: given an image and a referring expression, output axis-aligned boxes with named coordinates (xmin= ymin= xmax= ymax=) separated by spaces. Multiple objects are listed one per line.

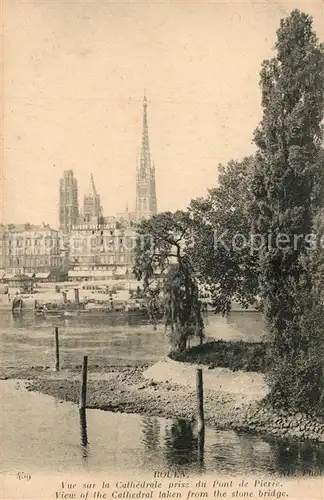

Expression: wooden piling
xmin=54 ymin=327 xmax=60 ymax=372
xmin=196 ymin=368 xmax=205 ymax=433
xmin=198 ymin=426 xmax=205 ymax=466
xmin=79 ymin=408 xmax=88 ymax=448
xmin=79 ymin=356 xmax=88 ymax=410
xmin=74 ymin=288 xmax=80 ymax=306
xmin=196 ymin=368 xmax=205 ymax=466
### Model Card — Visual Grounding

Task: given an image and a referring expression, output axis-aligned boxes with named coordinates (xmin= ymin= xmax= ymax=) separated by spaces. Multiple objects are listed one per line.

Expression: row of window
xmin=72 ymin=255 xmax=134 ymax=264
xmin=9 ymin=239 xmax=60 ymax=247
xmin=8 ymin=257 xmax=61 ymax=267
xmin=71 ymin=236 xmax=135 ymax=247
xmin=12 ymin=249 xmax=61 ymax=256
xmin=70 ymin=248 xmax=130 ymax=256
xmin=15 ymin=237 xmax=60 ymax=247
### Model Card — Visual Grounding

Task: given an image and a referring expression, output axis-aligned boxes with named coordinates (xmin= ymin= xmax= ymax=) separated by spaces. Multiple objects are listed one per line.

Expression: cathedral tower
xmin=83 ymin=173 xmax=102 ymax=222
xmin=136 ymin=95 xmax=157 ymax=219
xmin=59 ymin=170 xmax=79 ymax=233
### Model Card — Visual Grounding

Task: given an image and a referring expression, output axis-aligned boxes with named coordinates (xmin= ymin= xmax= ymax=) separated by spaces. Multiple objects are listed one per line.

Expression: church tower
xmin=59 ymin=170 xmax=79 ymax=233
xmin=136 ymin=95 xmax=157 ymax=219
xmin=83 ymin=173 xmax=102 ymax=222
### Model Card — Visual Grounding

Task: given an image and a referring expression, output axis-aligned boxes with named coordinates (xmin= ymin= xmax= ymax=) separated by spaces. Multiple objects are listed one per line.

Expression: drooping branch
xmin=133 ymin=211 xmax=204 ymax=352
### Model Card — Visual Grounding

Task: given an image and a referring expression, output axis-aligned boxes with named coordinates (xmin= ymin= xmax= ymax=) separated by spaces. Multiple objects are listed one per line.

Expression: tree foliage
xmin=189 ymin=156 xmax=260 ymax=314
xmin=133 ymin=211 xmax=204 ymax=351
xmin=133 ymin=12 xmax=324 ymax=415
xmin=251 ymin=9 xmax=324 ymax=414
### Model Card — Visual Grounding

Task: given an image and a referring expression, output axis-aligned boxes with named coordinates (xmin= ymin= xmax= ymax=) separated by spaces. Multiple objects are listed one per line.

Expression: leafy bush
xmin=169 ymin=340 xmax=269 ymax=373
xmin=266 ymin=301 xmax=324 ymax=417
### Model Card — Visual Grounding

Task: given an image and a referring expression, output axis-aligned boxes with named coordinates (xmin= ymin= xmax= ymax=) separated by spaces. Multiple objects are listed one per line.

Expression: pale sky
xmin=2 ymin=0 xmax=323 ymax=229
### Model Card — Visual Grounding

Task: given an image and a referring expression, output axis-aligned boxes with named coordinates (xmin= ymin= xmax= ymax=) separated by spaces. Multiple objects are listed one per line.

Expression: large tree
xmin=252 ymin=10 xmax=324 ymax=413
xmin=133 ymin=211 xmax=204 ymax=351
xmin=189 ymin=156 xmax=260 ymax=314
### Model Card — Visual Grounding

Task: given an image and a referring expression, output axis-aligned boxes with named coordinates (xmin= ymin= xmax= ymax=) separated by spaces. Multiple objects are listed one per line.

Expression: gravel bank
xmin=22 ymin=362 xmax=254 ymax=429
xmin=144 ymin=357 xmax=268 ymax=403
xmin=4 ymin=358 xmax=324 ymax=442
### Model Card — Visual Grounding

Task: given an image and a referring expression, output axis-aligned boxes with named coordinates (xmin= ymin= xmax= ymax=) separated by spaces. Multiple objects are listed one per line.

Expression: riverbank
xmin=1 ymin=359 xmax=262 ymax=430
xmin=24 ymin=363 xmax=250 ymax=430
xmin=2 ymin=357 xmax=323 ymax=443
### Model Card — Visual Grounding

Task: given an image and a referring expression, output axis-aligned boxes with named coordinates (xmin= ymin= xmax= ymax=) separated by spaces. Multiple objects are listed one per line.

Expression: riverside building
xmin=68 ymin=217 xmax=136 ymax=281
xmin=0 ymin=224 xmax=63 ymax=281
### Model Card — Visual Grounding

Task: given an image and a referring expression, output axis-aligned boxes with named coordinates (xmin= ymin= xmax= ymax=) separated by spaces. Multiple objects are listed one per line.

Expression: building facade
xmin=116 ymin=204 xmax=137 ymax=225
xmin=135 ymin=95 xmax=157 ymax=219
xmin=0 ymin=225 xmax=7 ymax=273
xmin=68 ymin=219 xmax=136 ymax=280
xmin=59 ymin=170 xmax=79 ymax=233
xmin=0 ymin=224 xmax=63 ymax=279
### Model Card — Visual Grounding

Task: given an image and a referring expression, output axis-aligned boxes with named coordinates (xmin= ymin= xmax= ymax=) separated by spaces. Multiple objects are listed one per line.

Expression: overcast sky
xmin=2 ymin=0 xmax=323 ymax=229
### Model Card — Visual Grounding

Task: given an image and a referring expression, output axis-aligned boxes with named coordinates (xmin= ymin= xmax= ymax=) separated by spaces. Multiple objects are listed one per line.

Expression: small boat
xmin=35 ymin=308 xmax=65 ymax=318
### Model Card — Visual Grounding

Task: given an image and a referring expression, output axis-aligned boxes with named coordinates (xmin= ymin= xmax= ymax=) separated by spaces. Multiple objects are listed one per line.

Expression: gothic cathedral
xmin=136 ymin=95 xmax=157 ymax=219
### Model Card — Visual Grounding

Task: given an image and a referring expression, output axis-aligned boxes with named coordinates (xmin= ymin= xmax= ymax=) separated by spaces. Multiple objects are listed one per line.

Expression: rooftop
xmin=1 ymin=223 xmax=57 ymax=233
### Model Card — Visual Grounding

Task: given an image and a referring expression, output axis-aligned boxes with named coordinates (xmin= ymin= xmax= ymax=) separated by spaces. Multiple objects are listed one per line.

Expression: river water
xmin=1 ymin=311 xmax=324 ymax=478
xmin=2 ymin=380 xmax=324 ymax=477
xmin=0 ymin=311 xmax=265 ymax=369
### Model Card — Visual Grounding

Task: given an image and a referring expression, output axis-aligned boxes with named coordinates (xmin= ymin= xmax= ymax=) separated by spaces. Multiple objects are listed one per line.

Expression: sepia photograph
xmin=1 ymin=0 xmax=324 ymax=499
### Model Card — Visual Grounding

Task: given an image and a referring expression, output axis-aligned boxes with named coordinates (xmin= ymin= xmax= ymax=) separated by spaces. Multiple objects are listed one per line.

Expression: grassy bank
xmin=169 ymin=340 xmax=268 ymax=372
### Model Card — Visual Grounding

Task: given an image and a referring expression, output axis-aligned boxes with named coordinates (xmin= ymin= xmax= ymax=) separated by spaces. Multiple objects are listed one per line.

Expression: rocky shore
xmin=240 ymin=402 xmax=324 ymax=443
xmin=2 ymin=358 xmax=324 ymax=443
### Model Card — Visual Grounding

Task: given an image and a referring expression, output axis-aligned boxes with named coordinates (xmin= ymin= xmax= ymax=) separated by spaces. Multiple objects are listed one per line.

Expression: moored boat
xmin=34 ymin=302 xmax=163 ymax=320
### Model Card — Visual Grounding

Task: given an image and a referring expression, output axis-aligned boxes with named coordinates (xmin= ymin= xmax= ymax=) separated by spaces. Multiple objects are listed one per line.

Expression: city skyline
xmin=2 ymin=1 xmax=323 ymax=228
xmin=57 ymin=94 xmax=157 ymax=230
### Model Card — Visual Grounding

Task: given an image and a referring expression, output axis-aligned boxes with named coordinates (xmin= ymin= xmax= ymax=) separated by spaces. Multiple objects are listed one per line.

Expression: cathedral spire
xmin=139 ymin=94 xmax=150 ymax=179
xmin=136 ymin=94 xmax=157 ymax=219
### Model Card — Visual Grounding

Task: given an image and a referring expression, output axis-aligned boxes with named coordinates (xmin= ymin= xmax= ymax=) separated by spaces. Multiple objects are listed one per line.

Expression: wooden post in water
xmin=196 ymin=368 xmax=205 ymax=466
xmin=196 ymin=368 xmax=205 ymax=432
xmin=79 ymin=356 xmax=88 ymax=410
xmin=54 ymin=327 xmax=60 ymax=372
xmin=79 ymin=407 xmax=88 ymax=449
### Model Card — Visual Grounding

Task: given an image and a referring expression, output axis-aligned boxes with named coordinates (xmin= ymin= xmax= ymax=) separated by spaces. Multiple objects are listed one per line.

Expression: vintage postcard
xmin=1 ymin=0 xmax=324 ymax=499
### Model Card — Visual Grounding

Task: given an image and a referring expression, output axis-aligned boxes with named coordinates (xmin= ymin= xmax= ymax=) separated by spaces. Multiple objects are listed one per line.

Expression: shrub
xmin=169 ymin=340 xmax=269 ymax=373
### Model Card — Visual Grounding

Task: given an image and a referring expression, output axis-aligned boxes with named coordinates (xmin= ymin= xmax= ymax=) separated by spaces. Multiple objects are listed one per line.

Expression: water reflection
xmin=79 ymin=409 xmax=89 ymax=463
xmin=266 ymin=437 xmax=324 ymax=476
xmin=164 ymin=419 xmax=198 ymax=468
xmin=142 ymin=417 xmax=161 ymax=453
xmin=2 ymin=380 xmax=324 ymax=476
xmin=198 ymin=429 xmax=205 ymax=472
xmin=162 ymin=418 xmax=324 ymax=476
